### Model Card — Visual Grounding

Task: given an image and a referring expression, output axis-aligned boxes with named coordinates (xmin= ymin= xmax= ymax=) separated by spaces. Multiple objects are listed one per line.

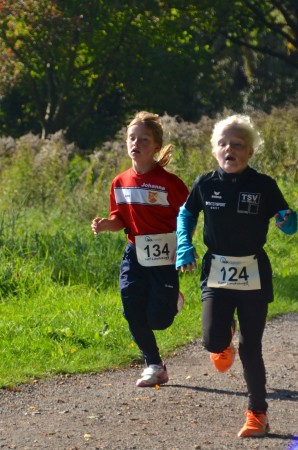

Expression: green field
xmin=0 ymin=209 xmax=296 ymax=388
xmin=0 ymin=109 xmax=297 ymax=387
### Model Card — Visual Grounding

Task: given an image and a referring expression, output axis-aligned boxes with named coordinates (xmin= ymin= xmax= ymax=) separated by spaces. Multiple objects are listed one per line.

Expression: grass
xmin=0 ymin=285 xmax=132 ymax=386
xmin=0 ymin=207 xmax=296 ymax=388
xmin=0 ymin=122 xmax=297 ymax=387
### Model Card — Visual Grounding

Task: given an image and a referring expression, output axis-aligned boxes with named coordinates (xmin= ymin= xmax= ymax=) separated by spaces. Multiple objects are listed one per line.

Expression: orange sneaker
xmin=210 ymin=343 xmax=236 ymax=372
xmin=238 ymin=410 xmax=269 ymax=438
xmin=210 ymin=319 xmax=236 ymax=373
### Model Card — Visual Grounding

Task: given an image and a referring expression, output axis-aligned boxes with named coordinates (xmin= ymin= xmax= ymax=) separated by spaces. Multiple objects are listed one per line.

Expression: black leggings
xmin=202 ymin=292 xmax=268 ymax=412
xmin=119 ymin=244 xmax=179 ymax=366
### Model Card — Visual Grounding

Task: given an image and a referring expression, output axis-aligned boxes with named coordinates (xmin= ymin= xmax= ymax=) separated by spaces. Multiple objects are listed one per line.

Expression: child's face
xmin=212 ymin=127 xmax=254 ymax=174
xmin=127 ymin=123 xmax=161 ymax=172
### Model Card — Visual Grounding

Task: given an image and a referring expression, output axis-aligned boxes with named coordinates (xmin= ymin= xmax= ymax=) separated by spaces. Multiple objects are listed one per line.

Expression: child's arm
xmin=91 ymin=215 xmax=124 ymax=234
xmin=274 ymin=209 xmax=297 ymax=235
xmin=175 ymin=204 xmax=198 ymax=272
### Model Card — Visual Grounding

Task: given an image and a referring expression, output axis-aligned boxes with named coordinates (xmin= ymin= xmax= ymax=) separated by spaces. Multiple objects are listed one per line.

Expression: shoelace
xmin=214 ymin=347 xmax=231 ymax=360
xmin=246 ymin=412 xmax=266 ymax=429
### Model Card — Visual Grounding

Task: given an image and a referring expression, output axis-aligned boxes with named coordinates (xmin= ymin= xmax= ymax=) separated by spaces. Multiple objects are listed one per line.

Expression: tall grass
xmin=0 ymin=108 xmax=297 ymax=387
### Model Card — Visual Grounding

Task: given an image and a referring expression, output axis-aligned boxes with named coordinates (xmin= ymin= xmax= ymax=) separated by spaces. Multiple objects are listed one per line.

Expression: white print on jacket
xmin=238 ymin=192 xmax=261 ymax=214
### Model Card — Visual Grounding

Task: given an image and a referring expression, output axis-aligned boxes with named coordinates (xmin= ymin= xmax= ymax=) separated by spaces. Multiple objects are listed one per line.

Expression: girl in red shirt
xmin=92 ymin=111 xmax=189 ymax=387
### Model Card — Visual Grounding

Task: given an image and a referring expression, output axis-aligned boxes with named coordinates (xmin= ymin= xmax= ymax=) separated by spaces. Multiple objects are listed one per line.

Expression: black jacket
xmin=185 ymin=166 xmax=289 ymax=256
xmin=185 ymin=166 xmax=289 ymax=301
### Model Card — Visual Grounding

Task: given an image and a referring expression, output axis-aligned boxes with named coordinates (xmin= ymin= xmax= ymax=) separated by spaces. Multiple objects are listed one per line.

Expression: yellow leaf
xmin=84 ymin=433 xmax=92 ymax=439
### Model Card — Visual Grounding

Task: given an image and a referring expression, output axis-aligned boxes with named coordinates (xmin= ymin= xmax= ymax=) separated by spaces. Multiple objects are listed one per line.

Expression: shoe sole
xmin=238 ymin=418 xmax=269 ymax=438
xmin=136 ymin=374 xmax=169 ymax=387
xmin=238 ymin=426 xmax=270 ymax=438
xmin=136 ymin=378 xmax=169 ymax=387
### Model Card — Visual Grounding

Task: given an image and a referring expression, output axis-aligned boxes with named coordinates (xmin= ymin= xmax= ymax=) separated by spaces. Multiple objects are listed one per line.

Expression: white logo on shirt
xmin=205 ymin=201 xmax=226 ymax=210
xmin=238 ymin=192 xmax=261 ymax=214
xmin=114 ymin=187 xmax=169 ymax=206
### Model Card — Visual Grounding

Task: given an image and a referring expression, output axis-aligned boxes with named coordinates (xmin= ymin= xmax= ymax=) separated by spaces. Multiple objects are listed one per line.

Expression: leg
xmin=135 ymin=265 xmax=179 ymax=387
xmin=146 ymin=264 xmax=179 ymax=330
xmin=130 ymin=264 xmax=179 ymax=364
xmin=237 ymin=299 xmax=268 ymax=412
xmin=237 ymin=300 xmax=270 ymax=438
xmin=202 ymin=292 xmax=236 ymax=353
xmin=119 ymin=245 xmax=161 ymax=365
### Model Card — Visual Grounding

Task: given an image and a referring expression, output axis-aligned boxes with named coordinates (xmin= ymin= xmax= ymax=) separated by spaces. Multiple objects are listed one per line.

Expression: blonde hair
xmin=211 ymin=114 xmax=263 ymax=151
xmin=127 ymin=111 xmax=173 ymax=167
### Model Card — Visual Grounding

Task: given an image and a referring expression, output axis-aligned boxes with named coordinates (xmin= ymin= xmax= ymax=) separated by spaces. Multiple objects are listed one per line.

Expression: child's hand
xmin=91 ymin=217 xmax=107 ymax=234
xmin=176 ymin=249 xmax=198 ymax=272
xmin=274 ymin=209 xmax=291 ymax=228
xmin=178 ymin=261 xmax=197 ymax=273
xmin=91 ymin=216 xmax=124 ymax=233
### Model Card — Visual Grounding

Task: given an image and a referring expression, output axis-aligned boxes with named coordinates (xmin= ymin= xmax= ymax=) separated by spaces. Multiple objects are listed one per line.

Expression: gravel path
xmin=0 ymin=314 xmax=297 ymax=450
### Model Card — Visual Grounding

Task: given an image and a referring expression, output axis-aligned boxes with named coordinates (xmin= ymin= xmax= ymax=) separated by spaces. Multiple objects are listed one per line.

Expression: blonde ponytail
xmin=156 ymin=143 xmax=174 ymax=167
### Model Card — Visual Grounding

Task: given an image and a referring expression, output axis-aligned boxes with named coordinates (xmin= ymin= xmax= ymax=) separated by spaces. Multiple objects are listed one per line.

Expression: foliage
xmin=210 ymin=0 xmax=298 ymax=69
xmin=251 ymin=107 xmax=298 ymax=180
xmin=0 ymin=108 xmax=297 ymax=223
xmin=183 ymin=0 xmax=298 ymax=114
xmin=0 ymin=1 xmax=209 ymax=147
xmin=0 ymin=1 xmax=297 ymax=147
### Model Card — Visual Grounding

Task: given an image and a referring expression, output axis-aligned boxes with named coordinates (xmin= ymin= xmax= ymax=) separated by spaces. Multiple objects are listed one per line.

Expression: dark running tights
xmin=202 ymin=295 xmax=268 ymax=412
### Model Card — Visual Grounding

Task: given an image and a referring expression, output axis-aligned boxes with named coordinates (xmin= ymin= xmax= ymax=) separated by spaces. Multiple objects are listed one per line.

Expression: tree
xmin=179 ymin=0 xmax=298 ymax=113
xmin=0 ymin=1 xmax=132 ymax=144
xmin=0 ymin=0 xmax=297 ymax=148
xmin=0 ymin=0 xmax=211 ymax=147
xmin=217 ymin=0 xmax=298 ymax=69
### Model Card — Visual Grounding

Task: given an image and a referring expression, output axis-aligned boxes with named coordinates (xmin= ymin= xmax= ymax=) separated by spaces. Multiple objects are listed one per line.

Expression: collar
xmin=217 ymin=166 xmax=253 ymax=182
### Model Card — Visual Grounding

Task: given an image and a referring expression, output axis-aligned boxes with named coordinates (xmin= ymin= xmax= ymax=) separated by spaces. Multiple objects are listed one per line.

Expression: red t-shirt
xmin=110 ymin=164 xmax=189 ymax=243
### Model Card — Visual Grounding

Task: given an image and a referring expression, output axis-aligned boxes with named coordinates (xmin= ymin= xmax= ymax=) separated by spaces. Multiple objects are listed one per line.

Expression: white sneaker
xmin=136 ymin=364 xmax=169 ymax=387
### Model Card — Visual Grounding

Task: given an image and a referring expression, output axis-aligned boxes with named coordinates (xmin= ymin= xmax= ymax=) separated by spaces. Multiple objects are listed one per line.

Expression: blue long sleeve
xmin=175 ymin=204 xmax=197 ymax=269
xmin=275 ymin=209 xmax=297 ymax=235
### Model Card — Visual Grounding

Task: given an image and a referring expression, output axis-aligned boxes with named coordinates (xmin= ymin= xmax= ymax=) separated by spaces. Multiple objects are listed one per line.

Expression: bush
xmin=0 ymin=107 xmax=297 ymax=218
xmin=0 ymin=107 xmax=296 ymax=296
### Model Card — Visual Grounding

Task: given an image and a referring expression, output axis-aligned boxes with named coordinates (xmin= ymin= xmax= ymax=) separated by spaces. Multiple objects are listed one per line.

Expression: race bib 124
xmin=207 ymin=254 xmax=261 ymax=290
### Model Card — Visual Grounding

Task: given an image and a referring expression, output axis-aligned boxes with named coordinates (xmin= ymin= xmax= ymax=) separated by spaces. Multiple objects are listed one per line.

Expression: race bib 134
xmin=135 ymin=233 xmax=176 ymax=267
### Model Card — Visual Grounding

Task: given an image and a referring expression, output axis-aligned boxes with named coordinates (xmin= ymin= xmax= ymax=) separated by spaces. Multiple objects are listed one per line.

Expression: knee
xmin=203 ymin=336 xmax=227 ymax=353
xmin=202 ymin=328 xmax=231 ymax=353
xmin=148 ymin=315 xmax=175 ymax=330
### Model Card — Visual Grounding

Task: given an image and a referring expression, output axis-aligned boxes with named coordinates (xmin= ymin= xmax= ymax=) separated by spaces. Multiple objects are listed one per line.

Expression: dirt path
xmin=0 ymin=314 xmax=297 ymax=450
